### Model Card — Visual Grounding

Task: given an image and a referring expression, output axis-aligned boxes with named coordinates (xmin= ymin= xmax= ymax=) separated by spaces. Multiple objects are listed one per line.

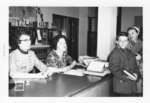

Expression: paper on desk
xmin=64 ymin=69 xmax=85 ymax=76
xmin=12 ymin=73 xmax=46 ymax=80
xmin=78 ymin=56 xmax=98 ymax=66
xmin=84 ymin=70 xmax=110 ymax=77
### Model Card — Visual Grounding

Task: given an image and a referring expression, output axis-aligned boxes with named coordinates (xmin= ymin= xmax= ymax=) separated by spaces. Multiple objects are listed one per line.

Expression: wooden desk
xmin=9 ymin=74 xmax=112 ymax=97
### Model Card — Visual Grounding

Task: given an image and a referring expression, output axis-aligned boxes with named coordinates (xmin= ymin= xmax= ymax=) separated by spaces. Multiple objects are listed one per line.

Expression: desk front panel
xmin=9 ymin=74 xmax=111 ymax=97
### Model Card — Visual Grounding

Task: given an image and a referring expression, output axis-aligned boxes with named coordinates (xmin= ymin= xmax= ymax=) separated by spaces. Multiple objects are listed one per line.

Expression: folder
xmin=123 ymin=70 xmax=136 ymax=80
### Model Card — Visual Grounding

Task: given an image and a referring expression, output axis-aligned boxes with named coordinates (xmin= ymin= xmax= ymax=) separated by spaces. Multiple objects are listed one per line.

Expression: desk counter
xmin=9 ymin=74 xmax=112 ymax=97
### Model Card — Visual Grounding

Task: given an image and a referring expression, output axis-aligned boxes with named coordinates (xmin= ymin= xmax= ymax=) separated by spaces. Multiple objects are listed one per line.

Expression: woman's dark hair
xmin=52 ymin=34 xmax=68 ymax=50
xmin=116 ymin=32 xmax=128 ymax=41
xmin=127 ymin=26 xmax=140 ymax=34
xmin=17 ymin=30 xmax=31 ymax=44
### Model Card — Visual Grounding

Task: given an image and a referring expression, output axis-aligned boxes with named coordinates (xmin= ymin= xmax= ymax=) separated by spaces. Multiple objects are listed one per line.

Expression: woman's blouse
xmin=46 ymin=50 xmax=73 ymax=68
xmin=9 ymin=49 xmax=47 ymax=76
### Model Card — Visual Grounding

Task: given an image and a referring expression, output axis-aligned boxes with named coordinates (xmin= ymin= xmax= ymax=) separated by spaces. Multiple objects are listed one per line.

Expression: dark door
xmin=87 ymin=17 xmax=98 ymax=57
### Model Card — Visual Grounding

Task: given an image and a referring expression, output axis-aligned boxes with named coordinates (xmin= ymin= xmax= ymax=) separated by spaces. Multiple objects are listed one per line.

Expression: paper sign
xmin=37 ymin=29 xmax=42 ymax=40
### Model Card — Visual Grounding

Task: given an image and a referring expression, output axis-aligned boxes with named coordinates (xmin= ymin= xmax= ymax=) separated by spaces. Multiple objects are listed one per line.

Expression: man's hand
xmin=133 ymin=73 xmax=138 ymax=80
xmin=136 ymin=54 xmax=142 ymax=61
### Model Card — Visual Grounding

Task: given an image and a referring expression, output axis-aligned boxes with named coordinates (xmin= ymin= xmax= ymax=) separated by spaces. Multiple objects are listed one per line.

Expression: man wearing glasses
xmin=9 ymin=31 xmax=52 ymax=78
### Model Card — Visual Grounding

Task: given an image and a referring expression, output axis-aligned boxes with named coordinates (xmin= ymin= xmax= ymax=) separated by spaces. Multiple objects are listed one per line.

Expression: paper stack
xmin=64 ymin=69 xmax=85 ymax=76
xmin=12 ymin=73 xmax=46 ymax=80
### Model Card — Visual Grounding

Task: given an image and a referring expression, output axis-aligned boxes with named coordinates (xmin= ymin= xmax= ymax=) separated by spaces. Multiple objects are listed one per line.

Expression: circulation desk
xmin=9 ymin=73 xmax=112 ymax=97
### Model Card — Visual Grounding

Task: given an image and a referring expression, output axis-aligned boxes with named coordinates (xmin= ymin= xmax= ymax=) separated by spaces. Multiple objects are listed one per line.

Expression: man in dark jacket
xmin=108 ymin=32 xmax=139 ymax=96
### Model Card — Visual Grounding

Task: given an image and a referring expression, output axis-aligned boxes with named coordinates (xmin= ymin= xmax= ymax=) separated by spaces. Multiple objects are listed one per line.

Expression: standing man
xmin=108 ymin=32 xmax=139 ymax=96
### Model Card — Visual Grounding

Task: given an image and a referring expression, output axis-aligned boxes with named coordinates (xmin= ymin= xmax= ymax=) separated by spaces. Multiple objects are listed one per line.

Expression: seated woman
xmin=46 ymin=34 xmax=76 ymax=73
xmin=108 ymin=32 xmax=140 ymax=96
xmin=9 ymin=31 xmax=52 ymax=78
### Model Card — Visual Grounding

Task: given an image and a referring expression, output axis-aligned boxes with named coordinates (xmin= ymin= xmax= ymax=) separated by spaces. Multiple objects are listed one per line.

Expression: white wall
xmin=78 ymin=7 xmax=88 ymax=56
xmin=40 ymin=7 xmax=79 ymax=28
xmin=97 ymin=7 xmax=117 ymax=60
xmin=121 ymin=7 xmax=142 ymax=31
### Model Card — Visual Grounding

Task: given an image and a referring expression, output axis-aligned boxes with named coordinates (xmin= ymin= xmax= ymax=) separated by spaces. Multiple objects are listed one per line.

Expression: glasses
xmin=19 ymin=39 xmax=31 ymax=42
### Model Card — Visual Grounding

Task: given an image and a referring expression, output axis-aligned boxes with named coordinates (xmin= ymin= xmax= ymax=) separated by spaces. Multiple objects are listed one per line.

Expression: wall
xmin=97 ymin=7 xmax=117 ymax=60
xmin=121 ymin=7 xmax=142 ymax=31
xmin=9 ymin=7 xmax=35 ymax=18
xmin=9 ymin=7 xmax=36 ymax=20
xmin=88 ymin=7 xmax=97 ymax=17
xmin=40 ymin=7 xmax=79 ymax=28
xmin=40 ymin=7 xmax=88 ymax=56
xmin=78 ymin=7 xmax=88 ymax=56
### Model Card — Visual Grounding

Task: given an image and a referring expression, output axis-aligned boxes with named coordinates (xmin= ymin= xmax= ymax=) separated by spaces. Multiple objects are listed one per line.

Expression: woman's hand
xmin=61 ymin=61 xmax=77 ymax=73
xmin=62 ymin=66 xmax=71 ymax=72
xmin=41 ymin=69 xmax=53 ymax=78
xmin=53 ymin=67 xmax=70 ymax=73
xmin=70 ymin=61 xmax=77 ymax=68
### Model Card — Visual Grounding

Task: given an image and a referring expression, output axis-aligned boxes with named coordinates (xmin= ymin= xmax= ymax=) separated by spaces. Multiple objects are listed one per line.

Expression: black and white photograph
xmin=0 ymin=0 xmax=149 ymax=103
xmin=8 ymin=6 xmax=143 ymax=97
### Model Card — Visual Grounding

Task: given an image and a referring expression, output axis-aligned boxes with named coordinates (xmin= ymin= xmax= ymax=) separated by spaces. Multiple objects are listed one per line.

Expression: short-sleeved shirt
xmin=46 ymin=50 xmax=73 ymax=68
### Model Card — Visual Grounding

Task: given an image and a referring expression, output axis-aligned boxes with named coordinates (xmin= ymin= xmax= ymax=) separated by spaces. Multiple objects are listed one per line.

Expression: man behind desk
xmin=9 ymin=31 xmax=52 ymax=78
